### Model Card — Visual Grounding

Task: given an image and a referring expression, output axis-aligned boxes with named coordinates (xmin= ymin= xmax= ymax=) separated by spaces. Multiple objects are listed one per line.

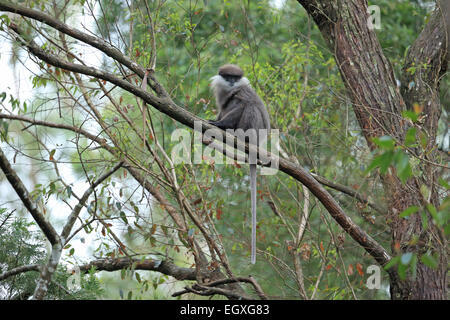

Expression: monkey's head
xmin=210 ymin=64 xmax=249 ymax=94
xmin=218 ymin=64 xmax=243 ymax=85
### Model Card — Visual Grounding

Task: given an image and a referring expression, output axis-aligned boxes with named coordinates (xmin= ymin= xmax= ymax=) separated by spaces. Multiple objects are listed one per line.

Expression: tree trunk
xmin=297 ymin=0 xmax=448 ymax=299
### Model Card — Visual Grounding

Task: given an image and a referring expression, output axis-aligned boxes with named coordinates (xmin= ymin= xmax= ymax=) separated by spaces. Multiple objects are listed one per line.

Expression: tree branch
xmin=60 ymin=161 xmax=124 ymax=241
xmin=0 ymin=264 xmax=40 ymax=281
xmin=172 ymin=284 xmax=254 ymax=300
xmin=311 ymin=173 xmax=385 ymax=214
xmin=78 ymin=257 xmax=198 ymax=281
xmin=0 ymin=258 xmax=199 ymax=283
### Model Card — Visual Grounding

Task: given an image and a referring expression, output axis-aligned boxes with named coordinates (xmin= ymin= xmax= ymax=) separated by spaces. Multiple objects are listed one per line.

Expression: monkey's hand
xmin=208 ymin=120 xmax=224 ymax=129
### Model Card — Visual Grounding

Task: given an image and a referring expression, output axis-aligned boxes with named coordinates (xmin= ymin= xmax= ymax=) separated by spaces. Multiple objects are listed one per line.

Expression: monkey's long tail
xmin=250 ymin=163 xmax=257 ymax=264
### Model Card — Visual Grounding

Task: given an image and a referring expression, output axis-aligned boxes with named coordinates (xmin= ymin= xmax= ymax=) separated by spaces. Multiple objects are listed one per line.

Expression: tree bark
xmin=297 ymin=0 xmax=448 ymax=299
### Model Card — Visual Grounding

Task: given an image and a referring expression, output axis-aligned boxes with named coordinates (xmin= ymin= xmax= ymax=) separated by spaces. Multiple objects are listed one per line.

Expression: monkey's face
xmin=222 ymin=75 xmax=241 ymax=86
xmin=210 ymin=74 xmax=250 ymax=93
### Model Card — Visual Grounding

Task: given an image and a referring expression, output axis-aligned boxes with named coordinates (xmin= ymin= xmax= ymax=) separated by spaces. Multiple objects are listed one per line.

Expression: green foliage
xmin=366 ymin=133 xmax=414 ymax=184
xmin=0 ymin=213 xmax=102 ymax=299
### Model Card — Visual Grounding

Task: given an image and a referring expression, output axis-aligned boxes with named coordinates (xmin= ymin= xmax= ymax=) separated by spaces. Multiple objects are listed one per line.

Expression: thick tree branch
xmin=32 ymin=242 xmax=62 ymax=300
xmin=171 ymin=276 xmax=261 ymax=300
xmin=180 ymin=276 xmax=269 ymax=300
xmin=0 ymin=258 xmax=198 ymax=283
xmin=0 ymin=264 xmax=40 ymax=281
xmin=78 ymin=257 xmax=198 ymax=281
xmin=437 ymin=0 xmax=450 ymax=61
xmin=172 ymin=284 xmax=254 ymax=300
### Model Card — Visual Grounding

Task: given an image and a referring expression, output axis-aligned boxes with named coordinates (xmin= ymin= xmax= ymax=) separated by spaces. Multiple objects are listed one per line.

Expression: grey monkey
xmin=209 ymin=64 xmax=270 ymax=264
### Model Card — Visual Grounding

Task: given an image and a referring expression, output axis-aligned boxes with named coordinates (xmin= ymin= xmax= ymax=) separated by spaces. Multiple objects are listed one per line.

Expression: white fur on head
xmin=210 ymin=74 xmax=229 ymax=95
xmin=210 ymin=75 xmax=250 ymax=109
xmin=210 ymin=75 xmax=250 ymax=94
xmin=235 ymin=76 xmax=250 ymax=87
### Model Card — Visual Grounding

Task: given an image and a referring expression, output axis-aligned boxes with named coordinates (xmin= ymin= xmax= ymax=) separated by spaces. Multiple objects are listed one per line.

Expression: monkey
xmin=208 ymin=64 xmax=270 ymax=264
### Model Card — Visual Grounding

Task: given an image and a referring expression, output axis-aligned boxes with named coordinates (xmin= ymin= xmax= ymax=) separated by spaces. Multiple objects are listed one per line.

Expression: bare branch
xmin=310 ymin=173 xmax=385 ymax=214
xmin=79 ymin=257 xmax=198 ymax=281
xmin=60 ymin=161 xmax=124 ymax=241
xmin=0 ymin=264 xmax=40 ymax=281
xmin=172 ymin=284 xmax=254 ymax=300
xmin=186 ymin=276 xmax=268 ymax=300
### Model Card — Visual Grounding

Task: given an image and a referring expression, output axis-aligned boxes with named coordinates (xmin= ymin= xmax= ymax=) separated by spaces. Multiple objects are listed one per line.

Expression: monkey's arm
xmin=208 ymin=103 xmax=245 ymax=130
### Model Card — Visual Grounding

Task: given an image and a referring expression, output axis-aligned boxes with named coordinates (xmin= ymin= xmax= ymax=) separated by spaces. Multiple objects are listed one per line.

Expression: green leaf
xmin=373 ymin=136 xmax=395 ymax=150
xmin=410 ymin=253 xmax=418 ymax=279
xmin=444 ymin=224 xmax=450 ymax=236
xmin=398 ymin=262 xmax=407 ymax=280
xmin=66 ymin=185 xmax=72 ymax=198
xmin=404 ymin=127 xmax=417 ymax=147
xmin=0 ymin=119 xmax=9 ymax=140
xmin=135 ymin=272 xmax=141 ymax=283
xmin=402 ymin=110 xmax=418 ymax=122
xmin=438 ymin=178 xmax=450 ymax=190
xmin=420 ymin=184 xmax=430 ymax=200
xmin=394 ymin=152 xmax=411 ymax=183
xmin=379 ymin=151 xmax=394 ymax=174
xmin=399 ymin=206 xmax=419 ymax=218
xmin=366 ymin=151 xmax=394 ymax=174
xmin=120 ymin=211 xmax=128 ymax=224
xmin=384 ymin=256 xmax=399 ymax=271
xmin=421 ymin=212 xmax=428 ymax=230
xmin=420 ymin=254 xmax=438 ymax=269
xmin=419 ymin=131 xmax=428 ymax=149
xmin=426 ymin=203 xmax=438 ymax=221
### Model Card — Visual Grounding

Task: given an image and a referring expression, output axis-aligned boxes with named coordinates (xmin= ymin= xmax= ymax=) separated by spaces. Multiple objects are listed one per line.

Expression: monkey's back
xmin=228 ymin=85 xmax=270 ymax=132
